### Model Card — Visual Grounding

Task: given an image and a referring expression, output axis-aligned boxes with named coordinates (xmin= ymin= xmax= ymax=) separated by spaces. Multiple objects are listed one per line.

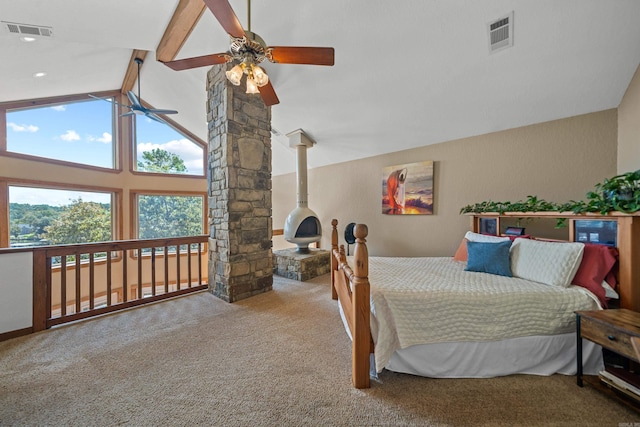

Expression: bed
xmin=330 ymin=214 xmax=640 ymax=389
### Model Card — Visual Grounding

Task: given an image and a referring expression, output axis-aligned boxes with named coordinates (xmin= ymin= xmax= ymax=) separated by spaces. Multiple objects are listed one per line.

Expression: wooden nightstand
xmin=576 ymin=309 xmax=640 ymax=408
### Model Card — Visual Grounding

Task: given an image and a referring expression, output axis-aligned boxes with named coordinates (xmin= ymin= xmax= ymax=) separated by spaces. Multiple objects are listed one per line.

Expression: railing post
xmin=32 ymin=250 xmax=48 ymax=332
xmin=122 ymin=250 xmax=128 ymax=302
xmin=176 ymin=244 xmax=181 ymax=290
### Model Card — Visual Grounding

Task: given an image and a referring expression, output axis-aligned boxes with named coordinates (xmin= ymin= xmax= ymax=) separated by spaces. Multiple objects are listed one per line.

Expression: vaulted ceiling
xmin=1 ymin=0 xmax=639 ymax=176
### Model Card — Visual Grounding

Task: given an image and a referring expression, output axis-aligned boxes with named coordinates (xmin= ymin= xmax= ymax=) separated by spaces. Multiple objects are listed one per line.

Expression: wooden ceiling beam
xmin=121 ymin=50 xmax=148 ymax=94
xmin=156 ymin=0 xmax=207 ymax=63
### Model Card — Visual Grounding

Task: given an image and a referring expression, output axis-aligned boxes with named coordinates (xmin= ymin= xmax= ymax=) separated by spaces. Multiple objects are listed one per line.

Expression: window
xmin=134 ymin=116 xmax=204 ymax=176
xmin=137 ymin=194 xmax=204 ymax=239
xmin=6 ymin=98 xmax=115 ymax=168
xmin=0 ymin=91 xmax=207 ymax=251
xmin=9 ymin=186 xmax=113 ymax=248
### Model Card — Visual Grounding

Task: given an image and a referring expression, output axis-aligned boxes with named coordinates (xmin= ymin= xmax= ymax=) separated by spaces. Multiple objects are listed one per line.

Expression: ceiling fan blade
xmin=204 ymin=0 xmax=246 ymax=39
xmin=162 ymin=53 xmax=231 ymax=71
xmin=147 ymin=108 xmax=179 ymax=115
xmin=269 ymin=47 xmax=335 ymax=66
xmin=126 ymin=91 xmax=143 ymax=109
xmin=145 ymin=113 xmax=170 ymax=125
xmin=259 ymin=81 xmax=279 ymax=106
xmin=88 ymin=94 xmax=128 ymax=108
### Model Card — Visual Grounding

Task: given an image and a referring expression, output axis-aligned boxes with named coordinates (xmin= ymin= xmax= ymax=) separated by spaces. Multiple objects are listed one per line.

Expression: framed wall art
xmin=382 ymin=160 xmax=434 ymax=215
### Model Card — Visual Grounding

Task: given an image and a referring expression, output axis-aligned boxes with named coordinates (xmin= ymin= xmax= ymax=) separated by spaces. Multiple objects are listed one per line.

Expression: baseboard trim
xmin=0 ymin=327 xmax=33 ymax=342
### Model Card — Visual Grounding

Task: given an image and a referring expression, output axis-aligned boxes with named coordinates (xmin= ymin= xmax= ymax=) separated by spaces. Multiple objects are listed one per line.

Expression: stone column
xmin=206 ymin=63 xmax=273 ymax=302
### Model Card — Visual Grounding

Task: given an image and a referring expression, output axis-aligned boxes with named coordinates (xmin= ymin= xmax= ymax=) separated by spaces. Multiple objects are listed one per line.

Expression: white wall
xmin=618 ymin=63 xmax=640 ymax=173
xmin=273 ymin=110 xmax=618 ymax=257
xmin=0 ymin=252 xmax=32 ymax=334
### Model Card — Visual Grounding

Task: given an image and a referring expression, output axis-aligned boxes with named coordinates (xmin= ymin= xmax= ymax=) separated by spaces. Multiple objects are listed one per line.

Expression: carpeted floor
xmin=0 ymin=274 xmax=638 ymax=426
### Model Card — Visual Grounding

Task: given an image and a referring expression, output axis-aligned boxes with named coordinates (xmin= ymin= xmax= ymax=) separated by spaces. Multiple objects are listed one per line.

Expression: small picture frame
xmin=479 ymin=218 xmax=497 ymax=235
xmin=505 ymin=226 xmax=526 ymax=236
xmin=574 ymin=220 xmax=617 ymax=246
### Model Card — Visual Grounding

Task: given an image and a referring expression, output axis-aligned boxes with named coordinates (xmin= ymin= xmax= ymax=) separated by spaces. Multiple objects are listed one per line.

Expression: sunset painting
xmin=382 ymin=160 xmax=434 ymax=215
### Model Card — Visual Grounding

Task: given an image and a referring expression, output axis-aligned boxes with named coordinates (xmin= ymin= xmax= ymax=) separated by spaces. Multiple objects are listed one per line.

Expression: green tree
xmin=137 ymin=148 xmax=187 ymax=173
xmin=135 ymin=149 xmax=202 ymax=239
xmin=10 ymin=203 xmax=62 ymax=235
xmin=44 ymin=198 xmax=111 ymax=244
xmin=138 ymin=195 xmax=203 ymax=239
xmin=10 ymin=224 xmax=21 ymax=239
xmin=22 ymin=212 xmax=54 ymax=236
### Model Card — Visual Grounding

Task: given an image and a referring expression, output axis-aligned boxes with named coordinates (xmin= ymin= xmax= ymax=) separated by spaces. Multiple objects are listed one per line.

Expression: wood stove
xmin=283 ymin=129 xmax=321 ymax=253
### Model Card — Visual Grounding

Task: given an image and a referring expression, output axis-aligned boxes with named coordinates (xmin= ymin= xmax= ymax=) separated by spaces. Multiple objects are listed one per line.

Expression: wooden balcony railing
xmin=32 ymin=235 xmax=209 ymax=331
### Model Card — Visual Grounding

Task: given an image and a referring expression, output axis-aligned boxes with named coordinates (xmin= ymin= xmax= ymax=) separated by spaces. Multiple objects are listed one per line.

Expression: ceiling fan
xmin=161 ymin=0 xmax=335 ymax=106
xmin=90 ymin=58 xmax=178 ymax=124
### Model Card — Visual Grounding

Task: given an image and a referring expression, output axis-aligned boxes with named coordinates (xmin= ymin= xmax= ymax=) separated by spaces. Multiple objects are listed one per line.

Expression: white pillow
xmin=464 ymin=231 xmax=510 ymax=243
xmin=510 ymin=239 xmax=585 ymax=288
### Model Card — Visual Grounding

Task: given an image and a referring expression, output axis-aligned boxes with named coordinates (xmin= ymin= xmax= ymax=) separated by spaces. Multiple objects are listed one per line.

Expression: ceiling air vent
xmin=2 ymin=21 xmax=53 ymax=38
xmin=488 ymin=12 xmax=513 ymax=54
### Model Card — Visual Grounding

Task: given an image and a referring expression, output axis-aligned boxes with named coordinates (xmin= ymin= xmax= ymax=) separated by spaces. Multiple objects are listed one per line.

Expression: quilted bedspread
xmin=364 ymin=257 xmax=601 ymax=372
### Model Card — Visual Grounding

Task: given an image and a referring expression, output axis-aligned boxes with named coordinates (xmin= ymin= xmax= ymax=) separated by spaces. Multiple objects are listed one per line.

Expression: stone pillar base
xmin=273 ymin=248 xmax=331 ymax=281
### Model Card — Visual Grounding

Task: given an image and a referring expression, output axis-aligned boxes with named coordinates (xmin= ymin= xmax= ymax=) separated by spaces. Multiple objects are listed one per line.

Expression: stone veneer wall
xmin=206 ymin=63 xmax=273 ymax=302
xmin=272 ymin=249 xmax=331 ymax=281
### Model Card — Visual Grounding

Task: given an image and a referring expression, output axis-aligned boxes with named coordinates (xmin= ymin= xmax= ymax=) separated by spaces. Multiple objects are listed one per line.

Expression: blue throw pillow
xmin=465 ymin=240 xmax=512 ymax=277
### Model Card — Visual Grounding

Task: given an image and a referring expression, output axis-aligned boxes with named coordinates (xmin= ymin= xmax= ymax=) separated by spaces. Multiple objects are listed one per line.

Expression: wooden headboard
xmin=469 ymin=212 xmax=640 ymax=311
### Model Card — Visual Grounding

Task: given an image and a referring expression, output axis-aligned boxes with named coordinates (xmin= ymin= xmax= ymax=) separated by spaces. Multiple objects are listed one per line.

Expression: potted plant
xmin=595 ymin=169 xmax=640 ymax=213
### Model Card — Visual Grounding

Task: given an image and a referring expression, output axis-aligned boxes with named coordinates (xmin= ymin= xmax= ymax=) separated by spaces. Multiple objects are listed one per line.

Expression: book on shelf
xmin=599 ymin=367 xmax=640 ymax=399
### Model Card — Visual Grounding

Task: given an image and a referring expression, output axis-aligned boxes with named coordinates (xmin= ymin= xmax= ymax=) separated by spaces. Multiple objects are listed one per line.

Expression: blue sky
xmin=8 ymin=99 xmax=114 ymax=168
xmin=7 ymin=97 xmax=204 ymax=206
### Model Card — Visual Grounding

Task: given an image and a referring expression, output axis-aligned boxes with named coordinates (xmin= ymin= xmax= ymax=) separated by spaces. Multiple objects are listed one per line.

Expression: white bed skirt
xmin=338 ymin=301 xmax=603 ymax=378
xmin=384 ymin=333 xmax=603 ymax=378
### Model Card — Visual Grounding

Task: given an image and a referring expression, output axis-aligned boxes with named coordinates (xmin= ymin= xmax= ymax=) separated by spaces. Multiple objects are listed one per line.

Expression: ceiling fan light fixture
xmin=245 ymin=77 xmax=260 ymax=94
xmin=251 ymin=64 xmax=269 ymax=87
xmin=225 ymin=64 xmax=244 ymax=86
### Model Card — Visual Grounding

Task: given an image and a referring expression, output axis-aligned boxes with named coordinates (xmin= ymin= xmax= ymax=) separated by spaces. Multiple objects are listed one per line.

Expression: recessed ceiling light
xmin=20 ymin=36 xmax=36 ymax=42
xmin=33 ymin=72 xmax=46 ymax=78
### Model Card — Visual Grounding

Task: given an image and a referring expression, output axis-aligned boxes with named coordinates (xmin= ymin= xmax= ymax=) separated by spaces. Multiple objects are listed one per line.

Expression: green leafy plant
xmin=459 ymin=170 xmax=640 ymax=226
xmin=592 ymin=170 xmax=640 ymax=214
xmin=459 ymin=195 xmax=565 ymax=215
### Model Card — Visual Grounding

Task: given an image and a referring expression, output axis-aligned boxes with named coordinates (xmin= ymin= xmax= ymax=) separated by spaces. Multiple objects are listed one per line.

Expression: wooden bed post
xmin=617 ymin=216 xmax=640 ymax=310
xmin=352 ymin=224 xmax=371 ymax=389
xmin=331 ymin=219 xmax=339 ymax=300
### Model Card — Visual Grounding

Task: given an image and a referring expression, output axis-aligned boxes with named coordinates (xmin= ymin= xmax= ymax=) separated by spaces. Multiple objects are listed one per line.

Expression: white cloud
xmin=138 ymin=139 xmax=204 ymax=174
xmin=50 ymin=105 xmax=66 ymax=112
xmin=136 ymin=142 xmax=155 ymax=153
xmin=7 ymin=122 xmax=38 ymax=132
xmin=60 ymin=130 xmax=80 ymax=141
xmin=87 ymin=132 xmax=112 ymax=143
xmin=97 ymin=132 xmax=112 ymax=143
